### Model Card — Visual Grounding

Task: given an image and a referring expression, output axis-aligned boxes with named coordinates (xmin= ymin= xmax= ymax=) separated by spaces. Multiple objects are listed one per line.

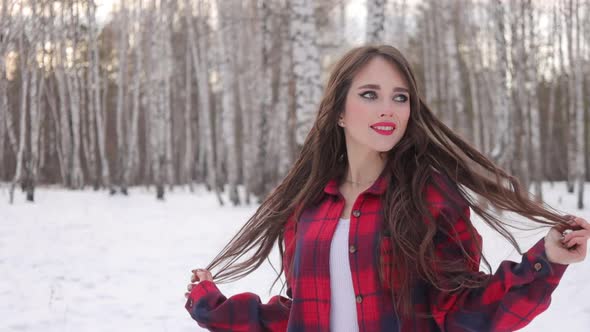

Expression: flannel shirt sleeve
xmin=429 ymin=204 xmax=569 ymax=332
xmin=184 ymin=215 xmax=296 ymax=332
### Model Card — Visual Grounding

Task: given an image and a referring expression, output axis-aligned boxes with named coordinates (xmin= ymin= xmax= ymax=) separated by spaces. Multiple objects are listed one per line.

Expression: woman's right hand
xmin=185 ymin=268 xmax=213 ymax=299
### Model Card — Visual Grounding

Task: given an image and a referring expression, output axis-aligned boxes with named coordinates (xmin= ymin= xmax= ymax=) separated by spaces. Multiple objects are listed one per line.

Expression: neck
xmin=343 ymin=149 xmax=386 ymax=189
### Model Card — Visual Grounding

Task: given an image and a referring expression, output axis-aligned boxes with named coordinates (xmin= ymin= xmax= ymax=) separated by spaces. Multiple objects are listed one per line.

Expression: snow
xmin=0 ymin=182 xmax=588 ymax=331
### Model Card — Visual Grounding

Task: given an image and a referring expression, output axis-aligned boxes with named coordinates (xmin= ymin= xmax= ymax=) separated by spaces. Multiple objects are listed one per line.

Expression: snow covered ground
xmin=1 ymin=182 xmax=589 ymax=332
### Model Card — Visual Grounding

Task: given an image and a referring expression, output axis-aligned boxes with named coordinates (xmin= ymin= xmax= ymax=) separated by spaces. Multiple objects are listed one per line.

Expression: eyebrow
xmin=357 ymin=84 xmax=409 ymax=93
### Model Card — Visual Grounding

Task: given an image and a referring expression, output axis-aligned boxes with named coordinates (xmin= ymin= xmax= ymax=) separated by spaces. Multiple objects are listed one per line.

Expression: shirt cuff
xmin=185 ymin=280 xmax=218 ymax=312
xmin=524 ymin=237 xmax=569 ymax=279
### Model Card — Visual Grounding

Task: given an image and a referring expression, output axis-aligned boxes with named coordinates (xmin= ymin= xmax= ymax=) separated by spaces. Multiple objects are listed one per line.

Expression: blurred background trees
xmin=0 ymin=0 xmax=589 ymax=208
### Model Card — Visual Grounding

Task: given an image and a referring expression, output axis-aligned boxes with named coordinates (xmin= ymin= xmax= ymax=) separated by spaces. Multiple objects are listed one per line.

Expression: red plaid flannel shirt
xmin=185 ymin=171 xmax=568 ymax=331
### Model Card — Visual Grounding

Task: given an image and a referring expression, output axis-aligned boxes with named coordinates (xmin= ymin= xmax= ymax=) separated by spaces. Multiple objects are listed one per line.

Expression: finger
xmin=187 ymin=283 xmax=195 ymax=291
xmin=196 ymin=271 xmax=212 ymax=281
xmin=185 ymin=292 xmax=190 ymax=299
xmin=565 ymin=236 xmax=587 ymax=249
xmin=572 ymin=217 xmax=590 ymax=231
xmin=191 ymin=274 xmax=200 ymax=283
xmin=563 ymin=229 xmax=590 ymax=241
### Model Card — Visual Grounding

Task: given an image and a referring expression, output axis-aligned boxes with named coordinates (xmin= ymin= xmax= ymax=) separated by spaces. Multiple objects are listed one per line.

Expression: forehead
xmin=351 ymin=56 xmax=408 ymax=88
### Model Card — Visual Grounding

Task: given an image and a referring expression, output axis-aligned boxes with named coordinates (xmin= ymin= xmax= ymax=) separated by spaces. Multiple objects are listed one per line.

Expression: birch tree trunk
xmin=290 ymin=0 xmax=322 ymax=146
xmin=422 ymin=6 xmax=438 ymax=107
xmin=89 ymin=0 xmax=111 ymax=190
xmin=573 ymin=0 xmax=585 ymax=208
xmin=186 ymin=0 xmax=222 ymax=204
xmin=123 ymin=0 xmax=144 ymax=192
xmin=215 ymin=1 xmax=240 ymax=205
xmin=115 ymin=1 xmax=129 ymax=192
xmin=545 ymin=4 xmax=559 ymax=181
xmin=0 ymin=45 xmax=6 ymax=180
xmin=523 ymin=0 xmax=542 ymax=200
xmin=26 ymin=5 xmax=45 ymax=201
xmin=366 ymin=0 xmax=385 ymax=43
xmin=9 ymin=24 xmax=28 ymax=204
xmin=442 ymin=0 xmax=464 ymax=132
xmin=182 ymin=25 xmax=194 ymax=190
xmin=565 ymin=0 xmax=576 ymax=193
xmin=276 ymin=12 xmax=294 ymax=180
xmin=512 ymin=1 xmax=530 ymax=190
xmin=68 ymin=3 xmax=84 ymax=189
xmin=490 ymin=0 xmax=513 ymax=168
xmin=53 ymin=3 xmax=72 ymax=187
xmin=162 ymin=1 xmax=175 ymax=191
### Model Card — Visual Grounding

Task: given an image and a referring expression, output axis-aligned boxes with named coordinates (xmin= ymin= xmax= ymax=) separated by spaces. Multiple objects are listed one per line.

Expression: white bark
xmin=573 ymin=0 xmax=584 ymax=208
xmin=422 ymin=6 xmax=437 ymax=106
xmin=162 ymin=2 xmax=174 ymax=190
xmin=89 ymin=0 xmax=110 ymax=189
xmin=182 ymin=26 xmax=193 ymax=189
xmin=9 ymin=24 xmax=28 ymax=204
xmin=523 ymin=1 xmax=542 ymax=200
xmin=187 ymin=0 xmax=221 ymax=203
xmin=124 ymin=0 xmax=143 ymax=189
xmin=115 ymin=1 xmax=129 ymax=189
xmin=441 ymin=0 xmax=463 ymax=132
xmin=0 ymin=50 xmax=6 ymax=178
xmin=565 ymin=0 xmax=576 ymax=193
xmin=366 ymin=0 xmax=385 ymax=43
xmin=290 ymin=0 xmax=322 ymax=146
xmin=67 ymin=69 xmax=84 ymax=189
xmin=490 ymin=0 xmax=512 ymax=168
xmin=276 ymin=18 xmax=293 ymax=179
xmin=512 ymin=1 xmax=530 ymax=189
xmin=215 ymin=0 xmax=240 ymax=205
xmin=53 ymin=3 xmax=72 ymax=187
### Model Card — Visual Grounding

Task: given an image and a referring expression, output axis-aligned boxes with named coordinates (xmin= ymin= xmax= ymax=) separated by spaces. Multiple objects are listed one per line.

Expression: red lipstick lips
xmin=370 ymin=122 xmax=396 ymax=136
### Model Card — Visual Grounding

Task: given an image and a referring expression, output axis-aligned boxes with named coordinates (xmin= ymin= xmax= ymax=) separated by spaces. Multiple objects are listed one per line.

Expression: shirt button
xmin=534 ymin=262 xmax=543 ymax=271
xmin=349 ymin=245 xmax=357 ymax=253
xmin=352 ymin=210 xmax=361 ymax=218
xmin=356 ymin=295 xmax=363 ymax=303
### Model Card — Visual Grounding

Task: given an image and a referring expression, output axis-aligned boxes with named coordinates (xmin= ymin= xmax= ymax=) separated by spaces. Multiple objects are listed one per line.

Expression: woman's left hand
xmin=545 ymin=216 xmax=590 ymax=265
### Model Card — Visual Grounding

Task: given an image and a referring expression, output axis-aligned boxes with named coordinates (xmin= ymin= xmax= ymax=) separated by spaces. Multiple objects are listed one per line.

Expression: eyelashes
xmin=359 ymin=91 xmax=409 ymax=103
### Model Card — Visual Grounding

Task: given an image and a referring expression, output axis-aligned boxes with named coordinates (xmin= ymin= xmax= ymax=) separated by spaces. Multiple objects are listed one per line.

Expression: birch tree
xmin=66 ymin=5 xmax=84 ymax=189
xmin=115 ymin=1 xmax=129 ymax=192
xmin=290 ymin=0 xmax=322 ymax=146
xmin=572 ymin=0 xmax=585 ymax=208
xmin=490 ymin=0 xmax=513 ymax=169
xmin=366 ymin=0 xmax=385 ymax=43
xmin=26 ymin=0 xmax=46 ymax=201
xmin=186 ymin=0 xmax=222 ymax=204
xmin=523 ymin=0 xmax=542 ymax=200
xmin=441 ymin=0 xmax=464 ymax=133
xmin=123 ymin=0 xmax=144 ymax=192
xmin=9 ymin=13 xmax=29 ymax=203
xmin=216 ymin=0 xmax=240 ymax=205
xmin=0 ymin=0 xmax=12 ymax=179
xmin=90 ymin=0 xmax=111 ymax=190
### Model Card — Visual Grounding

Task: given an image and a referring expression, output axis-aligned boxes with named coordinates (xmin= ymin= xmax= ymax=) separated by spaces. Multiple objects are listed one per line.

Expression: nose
xmin=379 ymin=100 xmax=396 ymax=118
xmin=380 ymin=109 xmax=394 ymax=118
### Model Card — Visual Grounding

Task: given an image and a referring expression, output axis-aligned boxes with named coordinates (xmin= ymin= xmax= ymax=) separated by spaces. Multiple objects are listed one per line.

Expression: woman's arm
xmin=184 ymin=215 xmax=297 ymax=332
xmin=429 ymin=204 xmax=569 ymax=332
xmin=185 ymin=280 xmax=291 ymax=332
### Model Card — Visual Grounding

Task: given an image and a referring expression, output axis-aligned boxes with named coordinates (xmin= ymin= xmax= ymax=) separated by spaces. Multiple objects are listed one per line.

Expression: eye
xmin=393 ymin=94 xmax=409 ymax=103
xmin=359 ymin=91 xmax=378 ymax=100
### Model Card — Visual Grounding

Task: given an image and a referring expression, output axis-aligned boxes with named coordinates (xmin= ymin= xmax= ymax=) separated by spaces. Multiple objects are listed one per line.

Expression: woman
xmin=184 ymin=45 xmax=589 ymax=331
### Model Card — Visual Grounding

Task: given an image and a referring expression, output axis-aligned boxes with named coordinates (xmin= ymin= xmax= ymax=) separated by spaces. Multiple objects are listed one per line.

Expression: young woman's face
xmin=339 ymin=56 xmax=411 ymax=155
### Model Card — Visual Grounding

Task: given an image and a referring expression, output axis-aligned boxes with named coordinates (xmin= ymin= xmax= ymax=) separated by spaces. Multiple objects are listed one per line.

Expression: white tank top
xmin=329 ymin=218 xmax=360 ymax=332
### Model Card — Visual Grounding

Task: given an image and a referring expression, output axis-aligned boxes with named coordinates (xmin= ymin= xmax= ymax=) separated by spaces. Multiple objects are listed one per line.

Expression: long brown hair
xmin=204 ymin=45 xmax=571 ymax=318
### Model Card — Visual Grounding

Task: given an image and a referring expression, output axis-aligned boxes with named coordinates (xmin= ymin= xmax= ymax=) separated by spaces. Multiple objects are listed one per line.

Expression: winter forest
xmin=0 ymin=0 xmax=589 ymax=208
